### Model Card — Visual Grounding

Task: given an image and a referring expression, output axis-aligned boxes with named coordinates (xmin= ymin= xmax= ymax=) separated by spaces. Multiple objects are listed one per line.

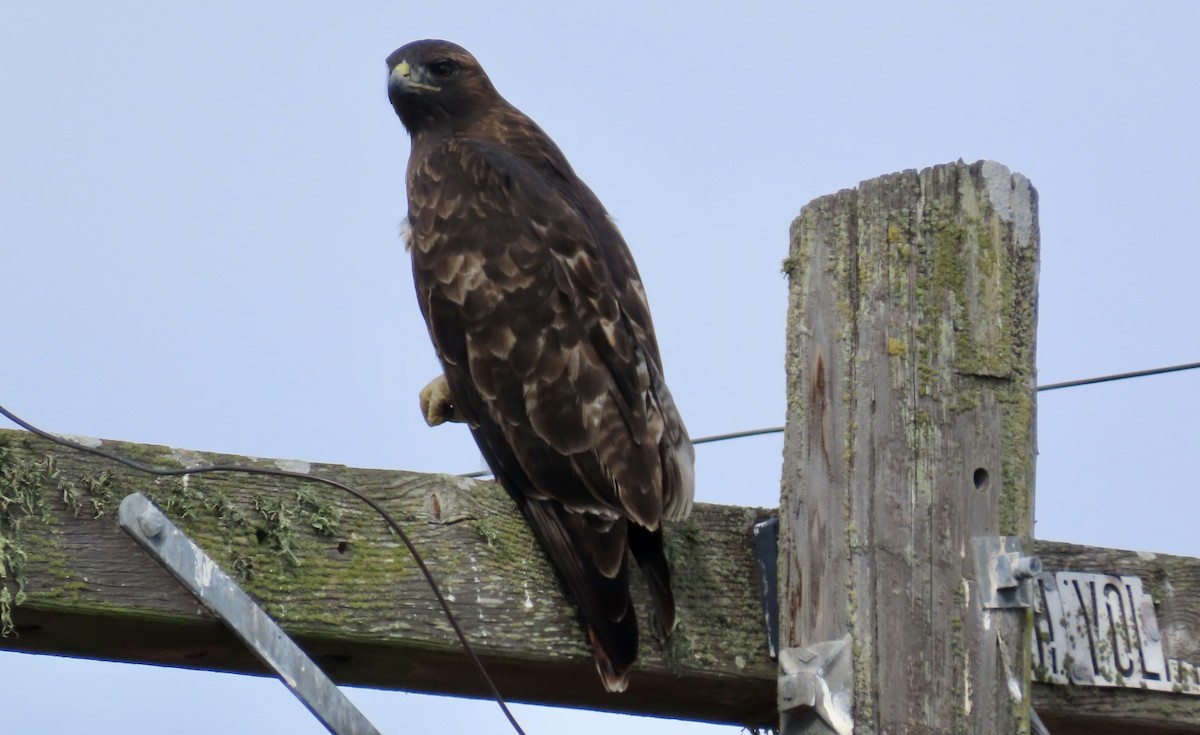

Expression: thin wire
xmin=0 ymin=402 xmax=526 ymax=735
xmin=1035 ymin=360 xmax=1200 ymax=392
xmin=692 ymin=427 xmax=785 ymax=445
xmin=459 ymin=359 xmax=1200 ymax=479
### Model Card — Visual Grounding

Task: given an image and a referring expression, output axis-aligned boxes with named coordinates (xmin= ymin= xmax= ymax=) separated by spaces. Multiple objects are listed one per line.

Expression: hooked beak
xmin=388 ymin=60 xmax=441 ymax=93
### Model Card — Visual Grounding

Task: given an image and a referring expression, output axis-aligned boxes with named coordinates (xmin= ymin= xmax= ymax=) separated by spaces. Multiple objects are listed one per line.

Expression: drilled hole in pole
xmin=973 ymin=467 xmax=990 ymax=491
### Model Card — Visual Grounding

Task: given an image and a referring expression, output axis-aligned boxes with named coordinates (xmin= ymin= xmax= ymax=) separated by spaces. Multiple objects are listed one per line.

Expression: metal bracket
xmin=973 ymin=535 xmax=1042 ymax=609
xmin=753 ymin=516 xmax=780 ymax=659
xmin=118 ymin=492 xmax=381 ymax=735
xmin=778 ymin=634 xmax=853 ymax=735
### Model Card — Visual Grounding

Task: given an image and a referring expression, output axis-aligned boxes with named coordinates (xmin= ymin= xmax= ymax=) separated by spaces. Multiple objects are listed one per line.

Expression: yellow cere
xmin=392 ymin=59 xmax=440 ymax=92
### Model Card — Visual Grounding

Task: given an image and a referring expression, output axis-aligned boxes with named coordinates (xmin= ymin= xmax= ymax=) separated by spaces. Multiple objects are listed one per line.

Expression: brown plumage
xmin=386 ymin=39 xmax=694 ymax=692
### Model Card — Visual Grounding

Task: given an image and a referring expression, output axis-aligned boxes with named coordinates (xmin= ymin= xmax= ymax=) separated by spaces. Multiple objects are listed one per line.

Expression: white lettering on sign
xmin=1032 ymin=571 xmax=1199 ymax=694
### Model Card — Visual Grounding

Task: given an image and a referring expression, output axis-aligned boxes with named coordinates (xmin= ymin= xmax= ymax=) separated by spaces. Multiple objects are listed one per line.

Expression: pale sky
xmin=2 ymin=2 xmax=1198 ymax=733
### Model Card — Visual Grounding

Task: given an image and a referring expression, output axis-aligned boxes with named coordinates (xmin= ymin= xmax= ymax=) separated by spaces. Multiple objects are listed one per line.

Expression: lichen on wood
xmin=781 ymin=160 xmax=1039 ymax=734
xmin=0 ymin=427 xmax=776 ymax=727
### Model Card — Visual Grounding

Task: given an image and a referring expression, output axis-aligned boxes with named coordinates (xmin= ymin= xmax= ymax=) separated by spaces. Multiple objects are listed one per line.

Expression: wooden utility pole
xmin=780 ymin=160 xmax=1039 ymax=733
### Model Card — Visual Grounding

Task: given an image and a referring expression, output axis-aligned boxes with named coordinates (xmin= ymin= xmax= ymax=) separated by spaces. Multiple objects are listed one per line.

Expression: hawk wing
xmin=407 ymin=135 xmax=692 ymax=689
xmin=409 ymin=137 xmax=690 ymax=526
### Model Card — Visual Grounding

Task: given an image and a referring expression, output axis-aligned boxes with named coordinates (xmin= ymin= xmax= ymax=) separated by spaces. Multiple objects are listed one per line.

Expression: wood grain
xmin=781 ymin=160 xmax=1040 ymax=734
xmin=0 ymin=428 xmax=776 ymax=727
xmin=2 ymin=429 xmax=1200 ymax=729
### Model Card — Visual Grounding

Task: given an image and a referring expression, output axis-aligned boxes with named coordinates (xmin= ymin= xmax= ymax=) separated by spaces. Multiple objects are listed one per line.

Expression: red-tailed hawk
xmin=386 ymin=39 xmax=694 ymax=692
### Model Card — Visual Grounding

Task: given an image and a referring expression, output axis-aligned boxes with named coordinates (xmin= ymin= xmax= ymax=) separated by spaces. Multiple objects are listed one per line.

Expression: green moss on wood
xmin=0 ymin=434 xmax=391 ymax=633
xmin=785 ymin=162 xmax=1038 ymax=732
xmin=0 ymin=444 xmax=71 ymax=635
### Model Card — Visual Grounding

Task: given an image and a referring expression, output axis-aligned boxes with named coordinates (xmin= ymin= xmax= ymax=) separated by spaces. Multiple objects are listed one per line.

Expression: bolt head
xmin=137 ymin=510 xmax=165 ymax=539
xmin=1013 ymin=555 xmax=1043 ymax=579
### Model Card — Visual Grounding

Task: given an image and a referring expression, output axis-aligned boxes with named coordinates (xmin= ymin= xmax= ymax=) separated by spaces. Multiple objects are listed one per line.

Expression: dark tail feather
xmin=464 ymin=421 xmax=640 ymax=691
xmin=627 ymin=523 xmax=676 ymax=638
xmin=460 ymin=393 xmax=646 ymax=690
xmin=522 ymin=499 xmax=639 ymax=692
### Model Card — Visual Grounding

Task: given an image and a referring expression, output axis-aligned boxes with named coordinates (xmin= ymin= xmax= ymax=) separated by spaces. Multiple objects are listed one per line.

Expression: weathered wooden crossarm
xmin=4 ymin=427 xmax=1200 ymax=731
xmin=0 ymin=427 xmax=776 ymax=727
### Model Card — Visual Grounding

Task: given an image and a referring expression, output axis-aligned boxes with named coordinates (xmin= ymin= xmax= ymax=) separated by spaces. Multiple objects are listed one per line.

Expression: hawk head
xmin=386 ymin=39 xmax=499 ymax=135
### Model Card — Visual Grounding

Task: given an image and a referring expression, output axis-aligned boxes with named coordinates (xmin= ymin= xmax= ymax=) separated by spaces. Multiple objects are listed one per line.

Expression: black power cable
xmin=0 ymin=403 xmax=526 ymax=735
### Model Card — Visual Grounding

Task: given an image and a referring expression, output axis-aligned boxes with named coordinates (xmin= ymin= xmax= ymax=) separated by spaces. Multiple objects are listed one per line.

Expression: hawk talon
xmin=419 ymin=374 xmax=462 ymax=427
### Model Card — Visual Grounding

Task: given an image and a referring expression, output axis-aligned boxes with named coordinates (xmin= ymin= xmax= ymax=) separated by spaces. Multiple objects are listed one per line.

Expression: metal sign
xmin=1032 ymin=570 xmax=1199 ymax=694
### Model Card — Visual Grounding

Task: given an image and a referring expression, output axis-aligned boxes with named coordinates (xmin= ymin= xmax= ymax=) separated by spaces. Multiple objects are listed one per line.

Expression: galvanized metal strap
xmin=118 ymin=492 xmax=381 ymax=735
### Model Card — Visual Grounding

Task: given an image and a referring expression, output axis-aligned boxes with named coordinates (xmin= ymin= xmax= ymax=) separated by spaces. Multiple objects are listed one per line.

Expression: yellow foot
xmin=419 ymin=374 xmax=461 ymax=427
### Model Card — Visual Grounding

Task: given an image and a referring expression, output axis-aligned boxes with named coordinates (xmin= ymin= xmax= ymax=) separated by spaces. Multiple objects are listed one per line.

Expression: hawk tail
xmin=588 ymin=627 xmax=631 ymax=693
xmin=521 ymin=499 xmax=639 ymax=693
xmin=628 ymin=522 xmax=676 ymax=637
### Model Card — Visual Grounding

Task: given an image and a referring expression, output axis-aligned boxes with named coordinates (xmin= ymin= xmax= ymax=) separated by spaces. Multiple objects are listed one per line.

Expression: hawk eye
xmin=427 ymin=59 xmax=458 ymax=80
